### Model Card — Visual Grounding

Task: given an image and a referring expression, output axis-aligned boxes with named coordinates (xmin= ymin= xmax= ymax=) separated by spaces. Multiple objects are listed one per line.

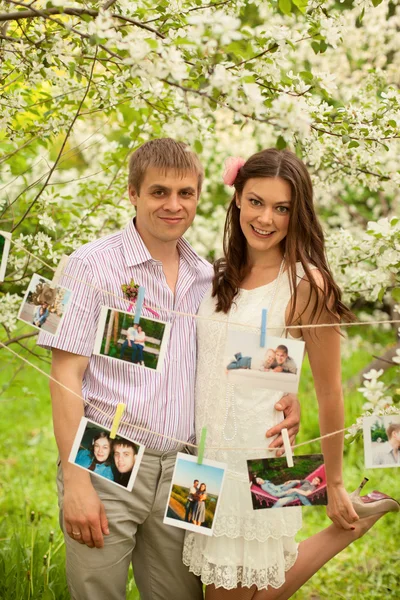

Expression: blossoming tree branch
xmin=0 ymin=0 xmax=399 ymax=428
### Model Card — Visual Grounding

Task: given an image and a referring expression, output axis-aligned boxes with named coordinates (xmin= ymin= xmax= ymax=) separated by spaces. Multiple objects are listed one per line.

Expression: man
xmin=273 ymin=344 xmax=298 ymax=374
xmin=272 ymin=476 xmax=323 ymax=507
xmin=113 ymin=440 xmax=137 ymax=487
xmin=37 ymin=138 xmax=301 ymax=600
xmin=132 ymin=324 xmax=145 ymax=365
xmin=185 ymin=479 xmax=199 ymax=522
xmin=119 ymin=322 xmax=138 ymax=361
xmin=373 ymin=422 xmax=400 ymax=466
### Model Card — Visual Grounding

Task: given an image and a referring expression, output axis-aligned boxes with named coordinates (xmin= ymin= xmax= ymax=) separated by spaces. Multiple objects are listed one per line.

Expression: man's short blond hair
xmin=128 ymin=138 xmax=204 ymax=195
xmin=386 ymin=422 xmax=400 ymax=440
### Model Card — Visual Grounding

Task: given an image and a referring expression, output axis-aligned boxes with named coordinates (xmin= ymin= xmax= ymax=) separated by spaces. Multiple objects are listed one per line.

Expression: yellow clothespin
xmin=281 ymin=428 xmax=294 ymax=468
xmin=197 ymin=427 xmax=207 ymax=464
xmin=110 ymin=403 xmax=126 ymax=439
xmin=51 ymin=254 xmax=69 ymax=288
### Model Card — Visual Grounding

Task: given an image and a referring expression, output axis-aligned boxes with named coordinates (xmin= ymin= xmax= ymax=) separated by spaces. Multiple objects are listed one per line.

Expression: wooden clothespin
xmin=134 ymin=286 xmax=145 ymax=324
xmin=51 ymin=254 xmax=69 ymax=288
xmin=110 ymin=403 xmax=126 ymax=439
xmin=281 ymin=428 xmax=294 ymax=468
xmin=197 ymin=427 xmax=207 ymax=464
xmin=260 ymin=308 xmax=267 ymax=348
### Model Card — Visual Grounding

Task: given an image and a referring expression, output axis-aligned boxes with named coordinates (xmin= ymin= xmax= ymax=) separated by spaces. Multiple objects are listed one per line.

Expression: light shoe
xmin=349 ymin=477 xmax=399 ymax=518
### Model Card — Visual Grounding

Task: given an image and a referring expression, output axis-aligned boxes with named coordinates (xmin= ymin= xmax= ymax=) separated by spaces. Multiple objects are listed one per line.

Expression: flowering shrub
xmin=0 ymin=0 xmax=399 ymax=427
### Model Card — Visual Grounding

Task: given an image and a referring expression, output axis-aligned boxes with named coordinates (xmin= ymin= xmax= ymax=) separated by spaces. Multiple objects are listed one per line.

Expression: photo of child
xmin=224 ymin=330 xmax=304 ymax=393
xmin=17 ymin=273 xmax=73 ymax=336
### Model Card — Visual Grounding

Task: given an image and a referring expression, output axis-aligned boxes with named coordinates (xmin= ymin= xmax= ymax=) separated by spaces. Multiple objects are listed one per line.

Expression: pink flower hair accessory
xmin=222 ymin=156 xmax=246 ymax=186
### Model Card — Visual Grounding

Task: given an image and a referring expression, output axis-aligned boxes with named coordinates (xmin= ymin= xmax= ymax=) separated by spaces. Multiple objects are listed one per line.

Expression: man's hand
xmin=63 ymin=476 xmax=109 ymax=549
xmin=266 ymin=394 xmax=301 ymax=457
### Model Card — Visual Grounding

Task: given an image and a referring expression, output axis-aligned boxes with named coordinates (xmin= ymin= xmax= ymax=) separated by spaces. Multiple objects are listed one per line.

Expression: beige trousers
xmin=56 ymin=448 xmax=203 ymax=600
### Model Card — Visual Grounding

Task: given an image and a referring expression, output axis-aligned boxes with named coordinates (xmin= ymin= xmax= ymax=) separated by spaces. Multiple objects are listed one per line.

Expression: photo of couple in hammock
xmin=224 ymin=330 xmax=305 ymax=393
xmin=247 ymin=455 xmax=328 ymax=510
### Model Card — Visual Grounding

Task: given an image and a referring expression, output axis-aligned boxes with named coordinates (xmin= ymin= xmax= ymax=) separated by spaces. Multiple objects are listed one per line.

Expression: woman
xmin=75 ymin=431 xmax=114 ymax=481
xmin=183 ymin=149 xmax=398 ymax=599
xmin=192 ymin=483 xmax=208 ymax=526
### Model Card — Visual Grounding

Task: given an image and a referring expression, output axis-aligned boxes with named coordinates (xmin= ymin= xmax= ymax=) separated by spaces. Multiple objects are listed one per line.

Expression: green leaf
xmin=276 ymin=135 xmax=287 ymax=150
xmin=391 ymin=288 xmax=400 ymax=302
xmin=320 ymin=40 xmax=328 ymax=53
xmin=372 ymin=0 xmax=383 ymax=6
xmin=279 ymin=0 xmax=292 ymax=16
xmin=378 ymin=287 xmax=386 ymax=303
xmin=292 ymin=0 xmax=308 ymax=14
xmin=300 ymin=70 xmax=313 ymax=83
xmin=342 ymin=135 xmax=351 ymax=144
xmin=311 ymin=41 xmax=320 ymax=54
xmin=194 ymin=140 xmax=203 ymax=154
xmin=348 ymin=141 xmax=360 ymax=149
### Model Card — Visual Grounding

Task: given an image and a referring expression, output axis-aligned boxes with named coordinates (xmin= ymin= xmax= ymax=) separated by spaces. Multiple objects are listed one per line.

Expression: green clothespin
xmin=197 ymin=427 xmax=207 ymax=464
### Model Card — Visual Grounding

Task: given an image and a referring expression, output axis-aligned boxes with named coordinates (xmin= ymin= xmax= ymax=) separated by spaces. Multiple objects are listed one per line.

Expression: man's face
xmin=114 ymin=445 xmax=135 ymax=473
xmin=391 ymin=429 xmax=400 ymax=447
xmin=129 ymin=167 xmax=199 ymax=245
xmin=312 ymin=477 xmax=321 ymax=486
xmin=275 ymin=349 xmax=288 ymax=365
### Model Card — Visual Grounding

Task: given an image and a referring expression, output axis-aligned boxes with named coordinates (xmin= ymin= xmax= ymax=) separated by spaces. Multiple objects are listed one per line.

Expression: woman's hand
xmin=326 ymin=484 xmax=359 ymax=530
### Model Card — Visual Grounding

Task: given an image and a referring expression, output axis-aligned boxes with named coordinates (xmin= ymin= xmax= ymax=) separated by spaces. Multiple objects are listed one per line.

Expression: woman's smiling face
xmin=237 ymin=176 xmax=291 ymax=258
xmin=93 ymin=437 xmax=111 ymax=463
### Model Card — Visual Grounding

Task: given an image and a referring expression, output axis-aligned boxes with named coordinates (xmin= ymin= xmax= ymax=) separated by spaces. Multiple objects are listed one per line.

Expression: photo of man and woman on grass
xmin=363 ymin=415 xmax=400 ymax=469
xmin=164 ymin=453 xmax=227 ymax=536
xmin=69 ymin=418 xmax=145 ymax=491
xmin=17 ymin=273 xmax=73 ymax=336
xmin=224 ymin=329 xmax=305 ymax=393
xmin=0 ymin=230 xmax=11 ymax=282
xmin=247 ymin=454 xmax=327 ymax=510
xmin=93 ymin=306 xmax=171 ymax=372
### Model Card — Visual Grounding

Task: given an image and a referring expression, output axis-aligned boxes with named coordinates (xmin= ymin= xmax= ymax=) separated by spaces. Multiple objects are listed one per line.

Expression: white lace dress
xmin=183 ymin=263 xmax=311 ymax=590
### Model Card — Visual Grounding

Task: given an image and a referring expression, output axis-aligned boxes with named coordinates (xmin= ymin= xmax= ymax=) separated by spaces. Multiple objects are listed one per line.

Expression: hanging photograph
xmin=163 ymin=453 xmax=227 ymax=536
xmin=93 ymin=306 xmax=171 ymax=372
xmin=363 ymin=414 xmax=400 ymax=469
xmin=224 ymin=329 xmax=305 ymax=393
xmin=247 ymin=454 xmax=327 ymax=510
xmin=0 ymin=230 xmax=11 ymax=282
xmin=17 ymin=273 xmax=73 ymax=336
xmin=69 ymin=417 xmax=145 ymax=491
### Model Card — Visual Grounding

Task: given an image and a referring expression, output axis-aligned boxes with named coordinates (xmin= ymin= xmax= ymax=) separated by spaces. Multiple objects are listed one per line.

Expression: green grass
xmin=0 ymin=332 xmax=399 ymax=599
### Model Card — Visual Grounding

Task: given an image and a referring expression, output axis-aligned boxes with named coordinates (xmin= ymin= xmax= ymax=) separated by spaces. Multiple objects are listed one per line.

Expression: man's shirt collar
xmin=122 ymin=218 xmax=203 ymax=271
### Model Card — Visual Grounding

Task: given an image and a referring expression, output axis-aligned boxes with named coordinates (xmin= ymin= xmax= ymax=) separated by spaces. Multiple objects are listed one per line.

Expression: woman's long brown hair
xmin=212 ymin=149 xmax=354 ymax=326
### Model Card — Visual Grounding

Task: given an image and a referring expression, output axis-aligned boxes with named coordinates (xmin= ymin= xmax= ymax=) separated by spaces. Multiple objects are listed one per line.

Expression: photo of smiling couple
xmin=37 ymin=139 xmax=399 ymax=600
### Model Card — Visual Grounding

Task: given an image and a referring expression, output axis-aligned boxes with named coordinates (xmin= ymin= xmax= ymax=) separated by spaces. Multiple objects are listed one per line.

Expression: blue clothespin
xmin=134 ymin=286 xmax=145 ymax=324
xmin=260 ymin=308 xmax=267 ymax=347
xmin=197 ymin=427 xmax=207 ymax=464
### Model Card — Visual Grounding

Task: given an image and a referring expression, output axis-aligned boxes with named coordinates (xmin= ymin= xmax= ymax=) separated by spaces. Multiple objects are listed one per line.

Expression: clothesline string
xmin=1 ymin=339 xmax=383 ymax=451
xmin=8 ymin=239 xmax=400 ymax=331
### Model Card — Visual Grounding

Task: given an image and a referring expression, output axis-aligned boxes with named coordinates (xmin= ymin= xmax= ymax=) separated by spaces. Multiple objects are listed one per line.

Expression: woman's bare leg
xmin=205 ymin=514 xmax=383 ymax=600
